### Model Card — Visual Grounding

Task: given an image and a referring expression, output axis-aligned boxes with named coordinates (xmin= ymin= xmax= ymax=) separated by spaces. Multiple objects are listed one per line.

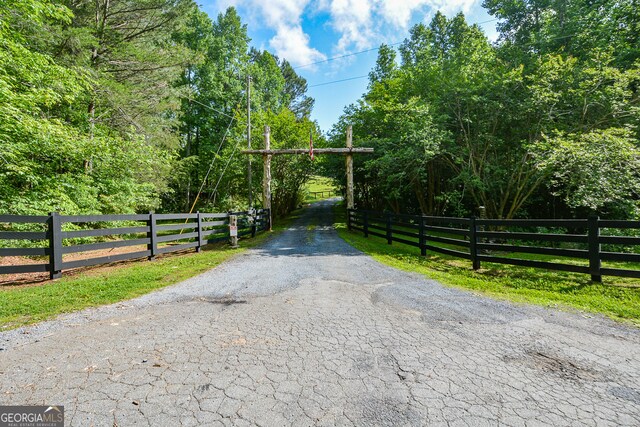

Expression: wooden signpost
xmin=242 ymin=125 xmax=373 ymax=230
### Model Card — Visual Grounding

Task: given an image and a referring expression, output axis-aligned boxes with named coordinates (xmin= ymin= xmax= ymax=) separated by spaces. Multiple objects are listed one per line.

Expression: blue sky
xmin=202 ymin=0 xmax=499 ymax=133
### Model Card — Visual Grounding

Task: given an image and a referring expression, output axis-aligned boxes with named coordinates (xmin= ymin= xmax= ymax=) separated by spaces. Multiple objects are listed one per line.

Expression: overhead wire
xmin=309 ymin=75 xmax=369 ymax=88
xmin=181 ymin=91 xmax=253 ymax=209
xmin=182 ymin=93 xmax=244 ymax=220
xmin=302 ymin=16 xmax=501 ymax=88
xmin=295 ymin=17 xmax=500 ymax=70
xmin=183 ymin=96 xmax=241 ymax=122
xmin=305 ymin=27 xmax=593 ymax=89
xmin=294 ymin=43 xmax=402 ymax=70
xmin=210 ymin=131 xmax=245 ymax=207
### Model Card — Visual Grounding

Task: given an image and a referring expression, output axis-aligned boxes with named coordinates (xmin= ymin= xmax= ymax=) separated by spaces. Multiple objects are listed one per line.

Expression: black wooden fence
xmin=348 ymin=209 xmax=640 ymax=282
xmin=0 ymin=209 xmax=269 ymax=279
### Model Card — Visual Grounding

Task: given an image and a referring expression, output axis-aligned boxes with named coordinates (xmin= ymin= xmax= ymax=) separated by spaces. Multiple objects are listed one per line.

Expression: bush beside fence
xmin=0 ymin=209 xmax=269 ymax=279
xmin=347 ymin=209 xmax=640 ymax=282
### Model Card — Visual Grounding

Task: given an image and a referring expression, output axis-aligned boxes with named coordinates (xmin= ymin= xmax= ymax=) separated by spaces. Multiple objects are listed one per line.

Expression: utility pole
xmin=247 ymin=75 xmax=253 ymax=208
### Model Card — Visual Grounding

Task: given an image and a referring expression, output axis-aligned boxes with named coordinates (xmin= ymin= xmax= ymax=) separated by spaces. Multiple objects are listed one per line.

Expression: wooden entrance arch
xmin=242 ymin=125 xmax=373 ymax=230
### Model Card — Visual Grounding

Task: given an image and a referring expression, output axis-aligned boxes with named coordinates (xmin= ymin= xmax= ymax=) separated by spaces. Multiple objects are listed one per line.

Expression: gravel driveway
xmin=1 ymin=200 xmax=639 ymax=426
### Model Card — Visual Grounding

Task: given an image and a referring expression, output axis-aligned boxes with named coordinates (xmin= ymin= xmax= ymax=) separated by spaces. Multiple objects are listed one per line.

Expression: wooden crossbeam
xmin=241 ymin=147 xmax=373 ymax=155
xmin=250 ymin=125 xmax=369 ymax=215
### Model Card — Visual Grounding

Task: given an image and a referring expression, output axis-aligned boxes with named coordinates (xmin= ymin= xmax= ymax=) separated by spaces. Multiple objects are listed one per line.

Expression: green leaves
xmin=533 ymin=128 xmax=640 ymax=210
xmin=0 ymin=0 xmax=192 ymax=215
xmin=253 ymin=109 xmax=321 ymax=217
xmin=331 ymin=5 xmax=640 ymax=219
xmin=168 ymin=7 xmax=317 ymax=215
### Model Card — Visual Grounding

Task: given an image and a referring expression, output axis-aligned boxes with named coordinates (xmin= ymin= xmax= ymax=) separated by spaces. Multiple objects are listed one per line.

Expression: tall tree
xmin=1 ymin=0 xmax=175 ymax=215
xmin=280 ymin=60 xmax=314 ymax=119
xmin=331 ymin=8 xmax=640 ymax=218
xmin=484 ymin=0 xmax=640 ymax=67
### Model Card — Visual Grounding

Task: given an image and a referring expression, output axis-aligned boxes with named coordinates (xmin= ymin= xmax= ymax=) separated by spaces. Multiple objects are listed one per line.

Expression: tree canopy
xmin=1 ymin=1 xmax=320 ymax=216
xmin=2 ymin=1 xmax=639 ymax=220
xmin=326 ymin=3 xmax=640 ymax=219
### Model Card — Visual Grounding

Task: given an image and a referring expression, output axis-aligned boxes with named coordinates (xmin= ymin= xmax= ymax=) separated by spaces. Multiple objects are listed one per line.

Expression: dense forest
xmin=325 ymin=0 xmax=640 ymax=219
xmin=0 ymin=0 xmax=319 ymax=217
xmin=2 ymin=0 xmax=640 ymax=220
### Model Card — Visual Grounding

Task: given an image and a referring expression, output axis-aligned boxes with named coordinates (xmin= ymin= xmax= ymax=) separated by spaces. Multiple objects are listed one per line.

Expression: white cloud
xmin=378 ymin=0 xmax=430 ymax=28
xmin=209 ymin=0 xmax=243 ymax=14
xmin=211 ymin=0 xmax=326 ymax=67
xmin=255 ymin=0 xmax=326 ymax=66
xmin=321 ymin=0 xmax=480 ymax=54
xmin=269 ymin=24 xmax=326 ymax=66
xmin=209 ymin=0 xmax=482 ymax=67
xmin=424 ymin=0 xmax=477 ymax=16
xmin=325 ymin=0 xmax=375 ymax=51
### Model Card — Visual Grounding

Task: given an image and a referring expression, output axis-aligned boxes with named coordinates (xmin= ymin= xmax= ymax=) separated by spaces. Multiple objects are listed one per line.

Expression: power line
xmin=295 ymin=44 xmax=402 ymax=70
xmin=210 ymin=128 xmax=245 ymax=207
xmin=294 ymin=17 xmax=500 ymax=70
xmin=306 ymin=27 xmax=590 ymax=89
xmin=302 ymin=17 xmax=502 ymax=88
xmin=184 ymin=96 xmax=242 ymax=122
xmin=184 ymin=102 xmax=242 ymax=217
xmin=309 ymin=75 xmax=369 ymax=88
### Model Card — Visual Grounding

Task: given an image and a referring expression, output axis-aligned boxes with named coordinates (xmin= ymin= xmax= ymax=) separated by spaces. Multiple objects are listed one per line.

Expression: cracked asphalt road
xmin=1 ymin=200 xmax=640 ymax=426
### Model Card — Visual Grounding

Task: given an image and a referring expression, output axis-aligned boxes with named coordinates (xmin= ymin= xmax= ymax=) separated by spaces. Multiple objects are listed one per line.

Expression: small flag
xmin=309 ymin=131 xmax=314 ymax=161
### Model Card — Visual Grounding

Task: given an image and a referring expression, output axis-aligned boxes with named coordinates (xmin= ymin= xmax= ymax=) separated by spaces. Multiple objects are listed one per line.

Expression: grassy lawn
xmin=334 ymin=207 xmax=640 ymax=326
xmin=303 ymin=176 xmax=338 ymax=203
xmin=0 ymin=213 xmax=300 ymax=331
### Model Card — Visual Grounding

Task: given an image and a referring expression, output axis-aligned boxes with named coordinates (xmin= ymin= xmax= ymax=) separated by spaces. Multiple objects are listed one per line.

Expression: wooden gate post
xmin=147 ymin=211 xmax=157 ymax=260
xmin=346 ymin=125 xmax=354 ymax=210
xmin=263 ymin=125 xmax=272 ymax=231
xmin=588 ymin=215 xmax=602 ymax=282
xmin=229 ymin=215 xmax=239 ymax=248
xmin=241 ymin=124 xmax=371 ymax=218
xmin=470 ymin=216 xmax=480 ymax=270
xmin=48 ymin=212 xmax=62 ymax=279
xmin=419 ymin=216 xmax=427 ymax=256
xmin=196 ymin=211 xmax=203 ymax=253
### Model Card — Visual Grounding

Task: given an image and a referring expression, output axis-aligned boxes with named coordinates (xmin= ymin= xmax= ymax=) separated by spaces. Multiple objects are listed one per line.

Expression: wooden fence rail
xmin=347 ymin=209 xmax=640 ymax=282
xmin=309 ymin=190 xmax=337 ymax=199
xmin=0 ymin=209 xmax=270 ymax=279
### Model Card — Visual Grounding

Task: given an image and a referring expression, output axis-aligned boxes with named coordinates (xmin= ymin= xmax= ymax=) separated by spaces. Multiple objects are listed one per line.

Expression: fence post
xmin=386 ymin=212 xmax=392 ymax=245
xmin=470 ymin=216 xmax=480 ymax=270
xmin=250 ymin=210 xmax=257 ymax=238
xmin=196 ymin=211 xmax=203 ymax=253
xmin=363 ymin=211 xmax=369 ymax=238
xmin=148 ymin=211 xmax=157 ymax=261
xmin=588 ymin=215 xmax=602 ymax=282
xmin=48 ymin=212 xmax=62 ymax=279
xmin=266 ymin=208 xmax=271 ymax=231
xmin=229 ymin=214 xmax=239 ymax=248
xmin=419 ymin=216 xmax=427 ymax=256
xmin=347 ymin=209 xmax=352 ymax=231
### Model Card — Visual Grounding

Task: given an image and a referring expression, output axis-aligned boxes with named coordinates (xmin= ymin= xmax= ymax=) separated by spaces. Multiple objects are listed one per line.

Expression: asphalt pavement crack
xmin=1 ymin=200 xmax=639 ymax=426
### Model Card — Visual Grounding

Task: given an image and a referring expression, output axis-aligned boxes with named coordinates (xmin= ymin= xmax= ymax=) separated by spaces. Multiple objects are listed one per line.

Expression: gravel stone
xmin=1 ymin=200 xmax=639 ymax=426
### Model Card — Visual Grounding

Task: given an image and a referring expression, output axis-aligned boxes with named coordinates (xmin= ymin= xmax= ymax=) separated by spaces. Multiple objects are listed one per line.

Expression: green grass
xmin=334 ymin=207 xmax=640 ymax=326
xmin=0 ymin=215 xmax=298 ymax=330
xmin=303 ymin=176 xmax=338 ymax=203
